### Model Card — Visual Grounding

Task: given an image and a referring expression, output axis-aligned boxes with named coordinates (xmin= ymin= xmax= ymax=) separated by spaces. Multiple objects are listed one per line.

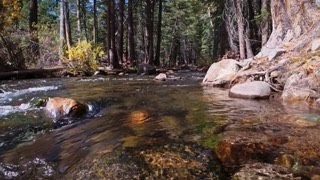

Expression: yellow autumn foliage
xmin=64 ymin=41 xmax=104 ymax=74
xmin=0 ymin=0 xmax=22 ymax=31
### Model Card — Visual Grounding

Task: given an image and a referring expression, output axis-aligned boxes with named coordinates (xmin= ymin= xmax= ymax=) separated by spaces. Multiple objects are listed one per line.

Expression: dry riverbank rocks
xmin=45 ymin=97 xmax=87 ymax=121
xmin=229 ymin=81 xmax=271 ymax=99
xmin=202 ymin=59 xmax=240 ymax=87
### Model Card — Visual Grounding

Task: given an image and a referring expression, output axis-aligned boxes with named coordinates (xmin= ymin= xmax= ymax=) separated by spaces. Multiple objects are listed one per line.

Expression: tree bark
xmin=127 ymin=0 xmax=135 ymax=65
xmin=245 ymin=27 xmax=254 ymax=58
xmin=93 ymin=0 xmax=97 ymax=44
xmin=259 ymin=0 xmax=320 ymax=57
xmin=261 ymin=0 xmax=270 ymax=47
xmin=236 ymin=0 xmax=246 ymax=59
xmin=29 ymin=0 xmax=39 ymax=57
xmin=107 ymin=0 xmax=119 ymax=69
xmin=64 ymin=1 xmax=72 ymax=51
xmin=144 ymin=0 xmax=155 ymax=65
xmin=59 ymin=0 xmax=65 ymax=62
xmin=117 ymin=0 xmax=125 ymax=65
xmin=76 ymin=0 xmax=82 ymax=42
xmin=82 ymin=0 xmax=88 ymax=41
xmin=154 ymin=0 xmax=162 ymax=66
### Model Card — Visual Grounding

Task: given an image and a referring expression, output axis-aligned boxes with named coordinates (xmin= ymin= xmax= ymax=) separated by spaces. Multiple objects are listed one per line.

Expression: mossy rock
xmin=29 ymin=97 xmax=49 ymax=108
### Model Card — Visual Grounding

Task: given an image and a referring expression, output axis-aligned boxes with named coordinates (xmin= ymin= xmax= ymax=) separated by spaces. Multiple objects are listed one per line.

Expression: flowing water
xmin=0 ymin=72 xmax=320 ymax=179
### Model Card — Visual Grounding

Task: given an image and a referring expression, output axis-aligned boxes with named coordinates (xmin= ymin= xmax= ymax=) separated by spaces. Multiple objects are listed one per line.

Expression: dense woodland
xmin=0 ymin=0 xmax=275 ymax=74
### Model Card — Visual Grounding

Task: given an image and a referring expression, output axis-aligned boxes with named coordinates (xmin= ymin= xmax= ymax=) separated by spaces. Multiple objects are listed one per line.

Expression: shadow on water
xmin=0 ymin=74 xmax=320 ymax=179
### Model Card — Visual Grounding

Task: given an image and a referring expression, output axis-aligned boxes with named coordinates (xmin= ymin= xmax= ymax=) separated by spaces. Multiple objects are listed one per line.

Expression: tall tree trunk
xmin=82 ymin=0 xmax=88 ymax=41
xmin=117 ymin=0 xmax=124 ymax=65
xmin=107 ymin=0 xmax=119 ymax=69
xmin=127 ymin=0 xmax=135 ymax=65
xmin=236 ymin=0 xmax=246 ymax=59
xmin=29 ymin=0 xmax=39 ymax=58
xmin=144 ymin=0 xmax=155 ymax=65
xmin=59 ymin=0 xmax=65 ymax=62
xmin=224 ymin=0 xmax=238 ymax=53
xmin=261 ymin=0 xmax=270 ymax=47
xmin=245 ymin=27 xmax=254 ymax=58
xmin=93 ymin=0 xmax=97 ymax=44
xmin=64 ymin=1 xmax=72 ymax=51
xmin=259 ymin=0 xmax=320 ymax=57
xmin=76 ymin=0 xmax=82 ymax=42
xmin=154 ymin=0 xmax=162 ymax=66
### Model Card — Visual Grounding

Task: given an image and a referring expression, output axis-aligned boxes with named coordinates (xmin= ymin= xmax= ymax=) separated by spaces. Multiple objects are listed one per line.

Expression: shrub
xmin=64 ymin=41 xmax=104 ymax=75
xmin=0 ymin=34 xmax=26 ymax=72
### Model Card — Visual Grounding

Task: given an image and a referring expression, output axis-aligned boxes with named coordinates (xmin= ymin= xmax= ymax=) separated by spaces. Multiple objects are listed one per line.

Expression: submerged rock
xmin=202 ymin=59 xmax=240 ymax=87
xmin=137 ymin=64 xmax=156 ymax=75
xmin=229 ymin=81 xmax=271 ymax=99
xmin=216 ymin=118 xmax=320 ymax=178
xmin=45 ymin=97 xmax=87 ymax=121
xmin=232 ymin=163 xmax=298 ymax=180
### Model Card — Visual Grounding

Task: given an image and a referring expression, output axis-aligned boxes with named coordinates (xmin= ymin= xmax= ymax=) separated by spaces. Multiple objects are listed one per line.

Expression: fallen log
xmin=0 ymin=68 xmax=64 ymax=80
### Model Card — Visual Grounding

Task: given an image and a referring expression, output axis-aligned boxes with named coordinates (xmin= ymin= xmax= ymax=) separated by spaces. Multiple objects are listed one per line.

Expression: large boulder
xmin=202 ymin=59 xmax=240 ymax=87
xmin=45 ymin=97 xmax=87 ymax=121
xmin=229 ymin=81 xmax=271 ymax=99
xmin=282 ymin=72 xmax=320 ymax=101
xmin=137 ymin=64 xmax=156 ymax=75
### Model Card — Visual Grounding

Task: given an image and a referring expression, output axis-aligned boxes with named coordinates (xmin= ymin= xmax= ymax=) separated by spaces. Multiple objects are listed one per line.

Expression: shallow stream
xmin=0 ymin=72 xmax=319 ymax=179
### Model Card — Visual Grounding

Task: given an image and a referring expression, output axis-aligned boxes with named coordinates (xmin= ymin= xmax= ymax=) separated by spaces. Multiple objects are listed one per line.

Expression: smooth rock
xmin=229 ymin=81 xmax=271 ymax=99
xmin=311 ymin=38 xmax=320 ymax=52
xmin=154 ymin=73 xmax=167 ymax=81
xmin=45 ymin=97 xmax=87 ymax=121
xmin=202 ymin=59 xmax=240 ymax=87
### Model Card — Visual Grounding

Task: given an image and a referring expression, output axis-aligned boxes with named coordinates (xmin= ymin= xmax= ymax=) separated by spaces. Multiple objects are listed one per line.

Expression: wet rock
xmin=232 ymin=163 xmax=298 ymax=180
xmin=66 ymin=143 xmax=222 ymax=179
xmin=137 ymin=64 xmax=156 ymax=75
xmin=29 ymin=97 xmax=49 ymax=108
xmin=216 ymin=119 xmax=320 ymax=178
xmin=202 ymin=59 xmax=240 ymax=87
xmin=229 ymin=81 xmax=271 ymax=99
xmin=282 ymin=72 xmax=320 ymax=101
xmin=45 ymin=97 xmax=87 ymax=121
xmin=154 ymin=73 xmax=167 ymax=81
xmin=0 ymin=89 xmax=4 ymax=93
xmin=311 ymin=38 xmax=320 ymax=52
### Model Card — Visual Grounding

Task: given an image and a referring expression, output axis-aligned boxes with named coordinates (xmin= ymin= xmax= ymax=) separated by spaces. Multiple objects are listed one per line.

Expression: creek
xmin=0 ymin=72 xmax=319 ymax=179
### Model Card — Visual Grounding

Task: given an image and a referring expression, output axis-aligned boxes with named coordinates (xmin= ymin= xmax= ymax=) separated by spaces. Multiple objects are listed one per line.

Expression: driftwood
xmin=0 ymin=68 xmax=64 ymax=80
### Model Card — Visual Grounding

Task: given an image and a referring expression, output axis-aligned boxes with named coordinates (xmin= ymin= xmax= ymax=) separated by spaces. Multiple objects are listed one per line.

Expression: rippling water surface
xmin=0 ymin=73 xmax=319 ymax=179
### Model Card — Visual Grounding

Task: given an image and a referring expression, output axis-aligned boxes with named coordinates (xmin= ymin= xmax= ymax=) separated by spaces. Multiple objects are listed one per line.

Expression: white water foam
xmin=0 ymin=86 xmax=58 ymax=103
xmin=0 ymin=104 xmax=38 ymax=117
